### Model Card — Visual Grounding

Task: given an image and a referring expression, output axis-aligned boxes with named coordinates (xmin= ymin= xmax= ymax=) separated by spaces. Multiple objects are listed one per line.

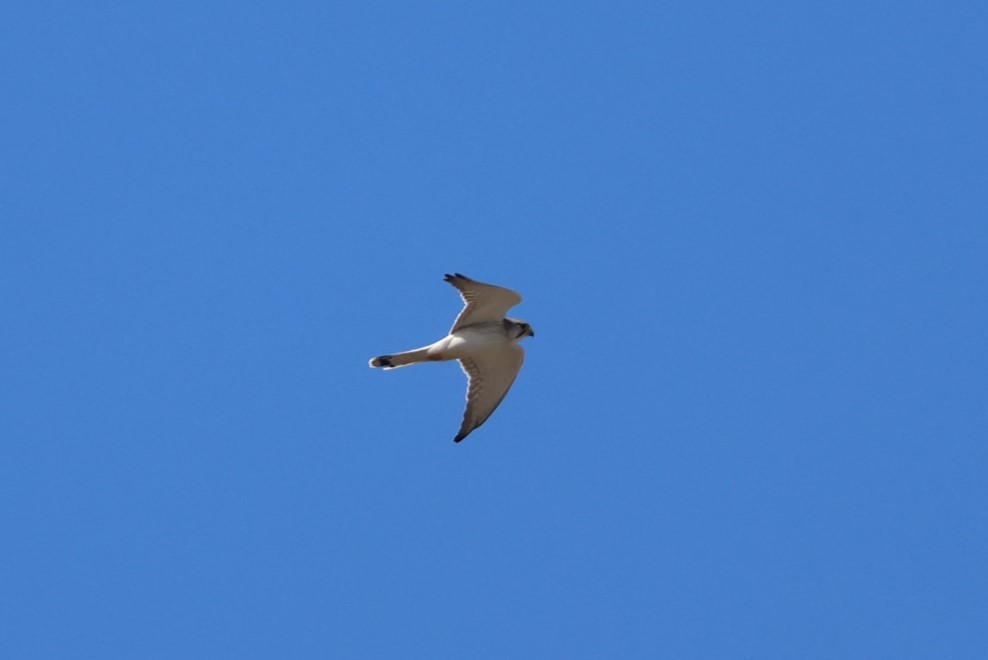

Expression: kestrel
xmin=369 ymin=273 xmax=535 ymax=443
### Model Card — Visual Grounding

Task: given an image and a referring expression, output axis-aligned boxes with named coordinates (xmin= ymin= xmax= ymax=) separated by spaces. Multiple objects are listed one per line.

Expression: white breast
xmin=441 ymin=325 xmax=510 ymax=359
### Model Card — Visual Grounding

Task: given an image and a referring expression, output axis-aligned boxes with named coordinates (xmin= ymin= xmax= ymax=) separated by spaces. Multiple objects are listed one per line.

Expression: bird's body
xmin=439 ymin=326 xmax=507 ymax=358
xmin=368 ymin=273 xmax=534 ymax=442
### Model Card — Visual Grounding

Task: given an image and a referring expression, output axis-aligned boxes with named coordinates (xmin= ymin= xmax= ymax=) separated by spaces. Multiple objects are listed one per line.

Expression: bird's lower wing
xmin=454 ymin=344 xmax=525 ymax=442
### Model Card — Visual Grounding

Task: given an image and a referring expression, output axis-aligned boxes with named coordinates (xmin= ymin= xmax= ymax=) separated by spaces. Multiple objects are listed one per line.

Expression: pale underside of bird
xmin=368 ymin=273 xmax=535 ymax=443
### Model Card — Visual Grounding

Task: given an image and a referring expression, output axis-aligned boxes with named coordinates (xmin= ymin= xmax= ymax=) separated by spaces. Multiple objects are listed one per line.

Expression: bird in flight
xmin=369 ymin=273 xmax=535 ymax=443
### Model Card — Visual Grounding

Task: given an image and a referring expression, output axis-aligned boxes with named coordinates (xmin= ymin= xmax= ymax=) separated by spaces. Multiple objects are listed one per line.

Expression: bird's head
xmin=509 ymin=319 xmax=535 ymax=340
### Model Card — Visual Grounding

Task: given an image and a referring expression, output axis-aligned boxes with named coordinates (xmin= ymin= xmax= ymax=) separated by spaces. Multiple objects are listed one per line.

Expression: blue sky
xmin=2 ymin=1 xmax=986 ymax=658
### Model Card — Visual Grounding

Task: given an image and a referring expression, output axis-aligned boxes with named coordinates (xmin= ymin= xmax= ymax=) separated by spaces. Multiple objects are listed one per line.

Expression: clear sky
xmin=2 ymin=2 xmax=986 ymax=658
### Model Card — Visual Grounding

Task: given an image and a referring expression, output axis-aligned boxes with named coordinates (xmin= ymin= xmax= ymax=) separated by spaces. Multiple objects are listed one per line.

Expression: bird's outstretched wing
xmin=444 ymin=273 xmax=522 ymax=333
xmin=455 ymin=344 xmax=525 ymax=442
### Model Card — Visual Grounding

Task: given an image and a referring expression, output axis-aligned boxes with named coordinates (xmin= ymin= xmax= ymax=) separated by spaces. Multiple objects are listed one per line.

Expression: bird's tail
xmin=368 ymin=346 xmax=433 ymax=370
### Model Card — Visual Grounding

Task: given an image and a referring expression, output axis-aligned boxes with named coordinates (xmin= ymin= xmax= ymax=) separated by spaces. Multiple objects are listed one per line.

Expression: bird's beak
xmin=529 ymin=329 xmax=535 ymax=338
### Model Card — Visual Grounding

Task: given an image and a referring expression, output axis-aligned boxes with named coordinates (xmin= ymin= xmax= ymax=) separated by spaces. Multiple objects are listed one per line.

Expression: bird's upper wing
xmin=454 ymin=344 xmax=525 ymax=442
xmin=444 ymin=273 xmax=523 ymax=333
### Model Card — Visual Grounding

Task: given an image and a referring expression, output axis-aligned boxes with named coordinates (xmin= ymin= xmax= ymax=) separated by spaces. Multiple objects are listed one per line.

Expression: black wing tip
xmin=444 ymin=272 xmax=469 ymax=282
xmin=454 ymin=432 xmax=467 ymax=443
